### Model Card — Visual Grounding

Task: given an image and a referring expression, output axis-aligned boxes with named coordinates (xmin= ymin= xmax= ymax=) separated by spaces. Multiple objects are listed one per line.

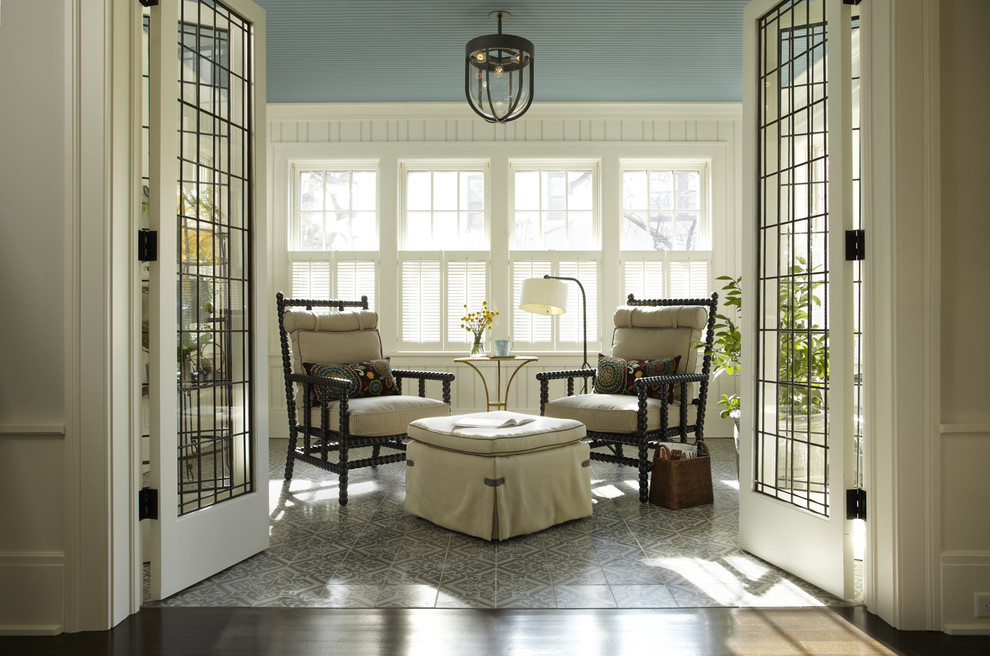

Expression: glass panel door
xmin=739 ymin=0 xmax=857 ymax=600
xmin=146 ymin=0 xmax=268 ymax=601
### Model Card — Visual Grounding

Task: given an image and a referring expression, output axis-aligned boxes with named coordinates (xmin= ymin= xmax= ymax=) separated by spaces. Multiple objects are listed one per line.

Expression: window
xmin=288 ymin=164 xmax=378 ymax=308
xmin=294 ymin=168 xmax=377 ymax=251
xmin=402 ymin=167 xmax=487 ymax=250
xmin=512 ymin=166 xmax=596 ymax=250
xmin=510 ymin=162 xmax=600 ymax=349
xmin=620 ymin=162 xmax=711 ymax=299
xmin=399 ymin=162 xmax=490 ymax=349
xmin=279 ymin=150 xmax=722 ymax=356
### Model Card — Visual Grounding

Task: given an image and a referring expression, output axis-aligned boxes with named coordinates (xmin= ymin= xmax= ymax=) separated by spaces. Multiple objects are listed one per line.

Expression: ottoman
xmin=405 ymin=412 xmax=591 ymax=541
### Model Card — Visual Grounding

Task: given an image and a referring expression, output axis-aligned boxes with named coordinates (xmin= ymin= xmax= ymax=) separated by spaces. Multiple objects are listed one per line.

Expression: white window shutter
xmin=289 ymin=260 xmax=331 ymax=299
xmin=558 ymin=261 xmax=598 ymax=343
xmin=623 ymin=261 xmax=665 ymax=301
xmin=447 ymin=261 xmax=488 ymax=345
xmin=669 ymin=260 xmax=710 ymax=298
xmin=401 ymin=260 xmax=441 ymax=342
xmin=512 ymin=261 xmax=552 ymax=343
xmin=336 ymin=260 xmax=376 ymax=309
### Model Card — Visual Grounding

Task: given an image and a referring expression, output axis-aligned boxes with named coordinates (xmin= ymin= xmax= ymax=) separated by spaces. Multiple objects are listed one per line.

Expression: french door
xmin=739 ymin=0 xmax=860 ymax=600
xmin=145 ymin=0 xmax=268 ymax=600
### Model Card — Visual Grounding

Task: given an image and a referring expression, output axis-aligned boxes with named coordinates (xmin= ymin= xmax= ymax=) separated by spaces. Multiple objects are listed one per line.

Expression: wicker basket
xmin=648 ymin=441 xmax=714 ymax=509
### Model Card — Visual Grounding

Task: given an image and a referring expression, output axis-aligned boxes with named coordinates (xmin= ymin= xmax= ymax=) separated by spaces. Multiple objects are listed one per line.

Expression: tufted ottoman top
xmin=408 ymin=412 xmax=585 ymax=456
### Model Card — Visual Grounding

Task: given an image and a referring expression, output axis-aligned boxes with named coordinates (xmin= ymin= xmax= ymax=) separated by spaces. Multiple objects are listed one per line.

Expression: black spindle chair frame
xmin=277 ymin=292 xmax=454 ymax=505
xmin=536 ymin=293 xmax=719 ymax=503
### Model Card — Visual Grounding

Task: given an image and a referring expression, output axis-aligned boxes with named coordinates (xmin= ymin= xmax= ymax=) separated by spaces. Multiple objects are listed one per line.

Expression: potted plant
xmin=708 ymin=275 xmax=742 ymax=422
xmin=776 ymin=256 xmax=829 ymax=417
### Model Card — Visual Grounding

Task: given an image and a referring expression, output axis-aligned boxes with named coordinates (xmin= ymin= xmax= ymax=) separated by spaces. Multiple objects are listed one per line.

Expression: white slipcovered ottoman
xmin=405 ymin=412 xmax=591 ymax=541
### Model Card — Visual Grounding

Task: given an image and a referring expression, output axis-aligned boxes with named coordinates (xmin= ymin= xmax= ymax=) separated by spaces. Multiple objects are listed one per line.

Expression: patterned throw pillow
xmin=306 ymin=359 xmax=399 ymax=401
xmin=593 ymin=353 xmax=681 ymax=401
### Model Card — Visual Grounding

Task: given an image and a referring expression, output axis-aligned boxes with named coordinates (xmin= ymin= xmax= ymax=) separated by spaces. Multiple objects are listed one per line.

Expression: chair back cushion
xmin=282 ymin=309 xmax=383 ymax=377
xmin=610 ymin=305 xmax=708 ymax=400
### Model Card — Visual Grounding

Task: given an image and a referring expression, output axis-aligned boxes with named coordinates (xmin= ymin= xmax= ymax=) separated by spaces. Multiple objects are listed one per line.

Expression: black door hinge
xmin=845 ymin=229 xmax=865 ymax=261
xmin=843 ymin=0 xmax=862 ymax=5
xmin=138 ymin=0 xmax=159 ymax=7
xmin=846 ymin=488 xmax=867 ymax=520
xmin=138 ymin=229 xmax=158 ymax=262
xmin=139 ymin=487 xmax=159 ymax=520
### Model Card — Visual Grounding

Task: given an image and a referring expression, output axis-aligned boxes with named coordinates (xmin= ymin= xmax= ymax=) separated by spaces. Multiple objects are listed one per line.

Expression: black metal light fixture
xmin=465 ymin=11 xmax=535 ymax=124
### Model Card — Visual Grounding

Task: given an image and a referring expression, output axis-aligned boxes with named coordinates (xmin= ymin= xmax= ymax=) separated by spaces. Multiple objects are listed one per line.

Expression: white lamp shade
xmin=519 ymin=277 xmax=568 ymax=315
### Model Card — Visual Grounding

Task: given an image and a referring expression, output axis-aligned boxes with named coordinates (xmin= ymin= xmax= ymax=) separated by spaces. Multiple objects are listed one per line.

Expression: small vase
xmin=469 ymin=329 xmax=486 ymax=357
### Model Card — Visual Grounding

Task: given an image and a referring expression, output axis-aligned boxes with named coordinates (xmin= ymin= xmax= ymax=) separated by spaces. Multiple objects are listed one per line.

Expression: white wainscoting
xmin=939 ymin=424 xmax=990 ymax=634
xmin=0 ymin=428 xmax=67 ymax=634
xmin=0 ymin=553 xmax=64 ymax=635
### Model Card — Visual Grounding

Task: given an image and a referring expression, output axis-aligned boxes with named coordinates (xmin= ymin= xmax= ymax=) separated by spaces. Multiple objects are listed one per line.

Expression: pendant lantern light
xmin=465 ymin=11 xmax=535 ymax=123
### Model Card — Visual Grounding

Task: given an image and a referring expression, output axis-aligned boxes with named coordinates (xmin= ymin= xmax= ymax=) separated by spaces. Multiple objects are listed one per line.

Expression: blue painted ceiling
xmin=255 ymin=0 xmax=748 ymax=104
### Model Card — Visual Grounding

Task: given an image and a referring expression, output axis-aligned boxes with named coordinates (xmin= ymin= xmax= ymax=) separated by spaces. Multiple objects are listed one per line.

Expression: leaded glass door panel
xmin=738 ymin=0 xmax=858 ymax=600
xmin=146 ymin=0 xmax=268 ymax=600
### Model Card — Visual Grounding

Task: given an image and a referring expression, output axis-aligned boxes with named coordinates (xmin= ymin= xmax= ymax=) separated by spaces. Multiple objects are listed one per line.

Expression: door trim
xmin=859 ymin=0 xmax=941 ymax=630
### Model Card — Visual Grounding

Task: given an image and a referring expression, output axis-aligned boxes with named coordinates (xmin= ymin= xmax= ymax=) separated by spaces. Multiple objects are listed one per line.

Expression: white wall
xmin=265 ymin=102 xmax=743 ymax=439
xmin=0 ymin=0 xmax=69 ymax=634
xmin=937 ymin=0 xmax=990 ymax=634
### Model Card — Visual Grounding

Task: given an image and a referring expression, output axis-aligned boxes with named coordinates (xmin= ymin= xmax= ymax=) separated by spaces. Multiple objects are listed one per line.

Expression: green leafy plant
xmin=777 ymin=256 xmax=829 ymax=415
xmin=710 ymin=276 xmax=743 ymax=419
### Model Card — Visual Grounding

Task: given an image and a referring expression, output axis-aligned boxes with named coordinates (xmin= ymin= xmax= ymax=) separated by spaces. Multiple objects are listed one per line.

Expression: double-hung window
xmin=398 ymin=162 xmax=489 ymax=350
xmin=510 ymin=161 xmax=600 ymax=352
xmin=288 ymin=164 xmax=379 ymax=308
xmin=620 ymin=161 xmax=712 ymax=300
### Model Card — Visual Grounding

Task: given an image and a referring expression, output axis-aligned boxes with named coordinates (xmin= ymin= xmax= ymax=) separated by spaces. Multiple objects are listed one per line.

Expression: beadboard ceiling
xmin=254 ymin=0 xmax=748 ymax=104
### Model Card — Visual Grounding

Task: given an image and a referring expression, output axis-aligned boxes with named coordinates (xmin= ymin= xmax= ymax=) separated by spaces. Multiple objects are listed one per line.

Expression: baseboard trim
xmin=943 ymin=624 xmax=990 ymax=636
xmin=0 ymin=625 xmax=63 ymax=636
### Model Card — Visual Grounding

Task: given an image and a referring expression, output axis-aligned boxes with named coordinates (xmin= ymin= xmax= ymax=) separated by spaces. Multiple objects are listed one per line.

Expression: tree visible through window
xmin=620 ymin=164 xmax=711 ymax=300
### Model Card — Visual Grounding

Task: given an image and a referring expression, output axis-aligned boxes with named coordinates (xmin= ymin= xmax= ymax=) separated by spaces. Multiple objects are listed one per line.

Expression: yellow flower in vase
xmin=462 ymin=301 xmax=499 ymax=356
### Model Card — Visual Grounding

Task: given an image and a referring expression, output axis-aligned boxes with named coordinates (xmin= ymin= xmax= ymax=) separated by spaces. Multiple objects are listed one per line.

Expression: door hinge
xmin=138 ymin=229 xmax=158 ymax=262
xmin=845 ymin=229 xmax=865 ymax=261
xmin=138 ymin=0 xmax=159 ymax=7
xmin=843 ymin=0 xmax=862 ymax=5
xmin=846 ymin=488 xmax=867 ymax=520
xmin=139 ymin=487 xmax=159 ymax=520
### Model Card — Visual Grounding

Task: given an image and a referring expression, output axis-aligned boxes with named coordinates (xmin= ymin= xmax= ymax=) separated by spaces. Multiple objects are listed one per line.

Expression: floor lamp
xmin=519 ymin=275 xmax=590 ymax=390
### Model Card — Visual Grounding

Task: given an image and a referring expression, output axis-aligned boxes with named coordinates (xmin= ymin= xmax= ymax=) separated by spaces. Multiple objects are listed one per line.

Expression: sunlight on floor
xmin=652 ymin=556 xmax=824 ymax=607
xmin=591 ymin=484 xmax=625 ymax=499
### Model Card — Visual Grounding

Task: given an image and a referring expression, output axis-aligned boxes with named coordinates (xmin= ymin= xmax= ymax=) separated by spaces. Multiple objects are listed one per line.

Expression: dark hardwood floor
xmin=3 ymin=607 xmax=989 ymax=656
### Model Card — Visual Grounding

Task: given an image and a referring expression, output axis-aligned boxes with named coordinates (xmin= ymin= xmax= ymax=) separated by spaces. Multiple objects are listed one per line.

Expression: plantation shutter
xmin=623 ymin=261 xmax=665 ymax=301
xmin=447 ymin=261 xmax=488 ymax=346
xmin=669 ymin=260 xmax=710 ymax=298
xmin=558 ymin=261 xmax=598 ymax=343
xmin=512 ymin=261 xmax=552 ymax=343
xmin=336 ymin=260 xmax=376 ymax=309
xmin=289 ymin=260 xmax=331 ymax=299
xmin=401 ymin=260 xmax=441 ymax=343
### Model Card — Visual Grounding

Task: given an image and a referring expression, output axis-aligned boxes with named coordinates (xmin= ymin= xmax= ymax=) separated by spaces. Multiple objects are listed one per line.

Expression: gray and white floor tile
xmin=144 ymin=438 xmax=858 ymax=610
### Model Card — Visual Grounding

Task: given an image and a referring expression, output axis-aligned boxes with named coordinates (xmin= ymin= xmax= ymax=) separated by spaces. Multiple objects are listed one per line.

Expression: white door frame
xmin=858 ymin=0 xmax=942 ymax=630
xmin=63 ymin=0 xmax=942 ymax=634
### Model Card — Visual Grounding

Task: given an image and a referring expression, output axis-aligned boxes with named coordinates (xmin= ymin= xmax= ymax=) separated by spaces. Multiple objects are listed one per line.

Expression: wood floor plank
xmin=2 ymin=607 xmax=989 ymax=656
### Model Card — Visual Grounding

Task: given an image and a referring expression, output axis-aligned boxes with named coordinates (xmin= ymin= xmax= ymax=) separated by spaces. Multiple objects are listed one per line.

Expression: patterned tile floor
xmin=145 ymin=438 xmax=858 ymax=610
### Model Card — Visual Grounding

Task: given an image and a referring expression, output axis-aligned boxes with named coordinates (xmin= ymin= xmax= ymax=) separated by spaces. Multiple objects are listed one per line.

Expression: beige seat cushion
xmin=543 ymin=393 xmax=697 ymax=434
xmin=306 ymin=395 xmax=449 ymax=437
xmin=408 ymin=413 xmax=586 ymax=456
